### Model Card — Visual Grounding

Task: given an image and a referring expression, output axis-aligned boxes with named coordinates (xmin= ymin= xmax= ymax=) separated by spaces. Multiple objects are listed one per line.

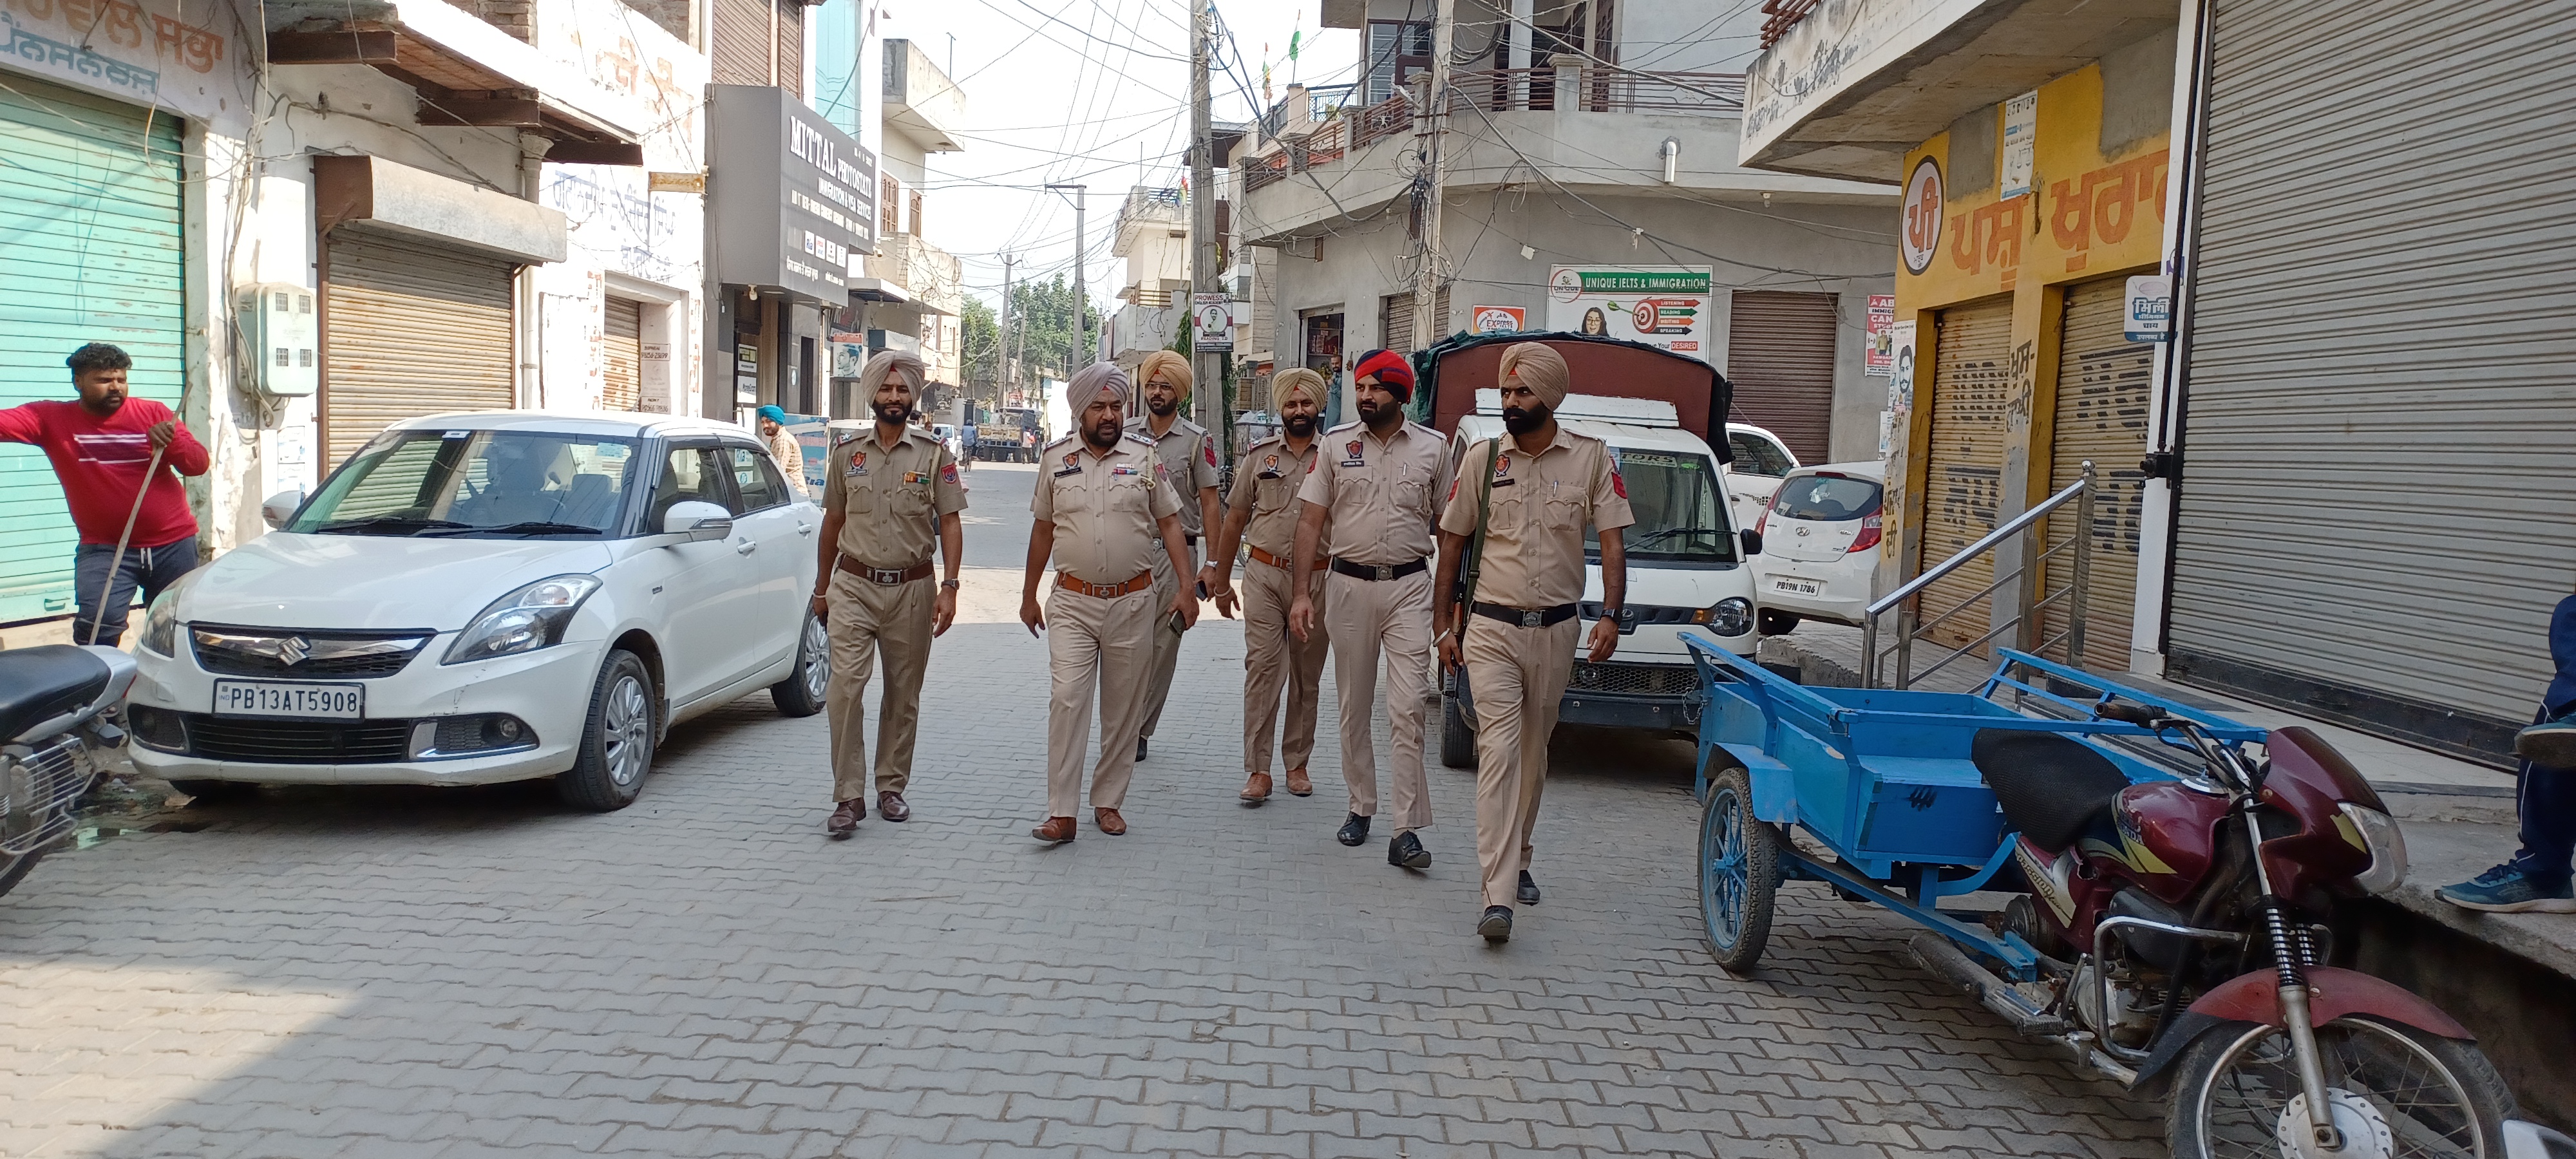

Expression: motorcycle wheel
xmin=1698 ymin=765 xmax=1778 ymax=975
xmin=2166 ymin=1014 xmax=2514 ymax=1159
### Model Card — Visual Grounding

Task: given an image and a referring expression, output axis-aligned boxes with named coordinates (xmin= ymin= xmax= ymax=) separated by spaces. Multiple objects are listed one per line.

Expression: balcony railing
xmin=1240 ymin=70 xmax=1745 ymax=193
xmin=1760 ymin=0 xmax=1821 ymax=50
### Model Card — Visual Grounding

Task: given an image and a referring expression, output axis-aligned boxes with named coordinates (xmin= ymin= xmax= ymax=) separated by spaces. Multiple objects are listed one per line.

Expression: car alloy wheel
xmin=800 ymin=614 xmax=830 ymax=704
xmin=603 ymin=670 xmax=651 ymax=787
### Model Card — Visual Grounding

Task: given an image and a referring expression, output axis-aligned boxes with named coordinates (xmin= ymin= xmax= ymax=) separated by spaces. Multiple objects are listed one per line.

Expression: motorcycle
xmin=0 ymin=645 xmax=137 ymax=900
xmin=1955 ymin=701 xmax=2516 ymax=1158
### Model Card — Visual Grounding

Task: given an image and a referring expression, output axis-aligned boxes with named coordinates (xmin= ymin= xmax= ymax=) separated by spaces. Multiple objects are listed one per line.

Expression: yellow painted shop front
xmin=1882 ymin=49 xmax=2171 ymax=672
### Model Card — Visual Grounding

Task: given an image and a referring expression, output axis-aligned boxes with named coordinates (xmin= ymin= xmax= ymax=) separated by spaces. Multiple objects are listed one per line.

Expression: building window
xmin=1365 ymin=21 xmax=1432 ymax=106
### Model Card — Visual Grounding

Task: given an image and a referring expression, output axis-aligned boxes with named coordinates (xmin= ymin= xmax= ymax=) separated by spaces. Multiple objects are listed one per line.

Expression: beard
xmin=1083 ymin=419 xmax=1123 ymax=449
xmin=1502 ymin=401 xmax=1551 ymax=435
xmin=874 ymin=399 xmax=916 ymax=425
xmin=1282 ymin=413 xmax=1316 ymax=438
xmin=1146 ymin=395 xmax=1177 ymax=417
xmin=1356 ymin=396 xmax=1401 ymax=431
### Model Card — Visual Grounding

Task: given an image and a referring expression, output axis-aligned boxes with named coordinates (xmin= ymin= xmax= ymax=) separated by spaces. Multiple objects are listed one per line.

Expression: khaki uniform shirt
xmin=1032 ymin=433 xmax=1184 ymax=585
xmin=819 ymin=426 xmax=967 ymax=569
xmin=1295 ymin=419 xmax=1452 ymax=565
xmin=1124 ymin=414 xmax=1220 ymax=536
xmin=1226 ymin=434 xmax=1323 ymax=560
xmin=769 ymin=427 xmax=808 ymax=498
xmin=1437 ymin=426 xmax=1636 ymax=608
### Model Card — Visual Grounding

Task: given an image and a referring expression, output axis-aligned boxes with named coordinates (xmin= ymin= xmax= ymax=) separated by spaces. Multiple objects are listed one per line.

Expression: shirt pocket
xmin=1110 ymin=476 xmax=1153 ymax=514
xmin=1394 ymin=473 xmax=1432 ymax=516
xmin=1255 ymin=474 xmax=1294 ymax=513
xmin=1540 ymin=491 xmax=1586 ymax=531
xmin=1054 ymin=480 xmax=1095 ymax=514
xmin=844 ymin=482 xmax=876 ymax=515
xmin=1486 ymin=491 xmax=1530 ymax=536
xmin=893 ymin=477 xmax=933 ymax=518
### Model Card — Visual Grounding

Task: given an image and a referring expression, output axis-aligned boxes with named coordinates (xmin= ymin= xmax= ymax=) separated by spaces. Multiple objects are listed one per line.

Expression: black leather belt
xmin=1330 ymin=557 xmax=1428 ymax=581
xmin=1472 ymin=601 xmax=1580 ymax=628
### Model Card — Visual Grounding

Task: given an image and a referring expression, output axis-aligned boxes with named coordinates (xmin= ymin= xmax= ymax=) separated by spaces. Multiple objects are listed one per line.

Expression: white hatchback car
xmin=1750 ymin=461 xmax=1886 ymax=633
xmin=122 ymin=412 xmax=828 ymax=811
xmin=1721 ymin=423 xmax=1800 ymax=531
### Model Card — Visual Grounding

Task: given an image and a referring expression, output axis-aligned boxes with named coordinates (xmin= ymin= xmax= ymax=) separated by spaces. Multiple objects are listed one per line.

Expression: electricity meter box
xmin=237 ymin=282 xmax=319 ymax=397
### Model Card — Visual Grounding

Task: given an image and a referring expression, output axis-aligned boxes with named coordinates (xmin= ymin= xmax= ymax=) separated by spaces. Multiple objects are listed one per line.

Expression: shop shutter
xmin=1726 ymin=290 xmax=1837 ymax=464
xmin=603 ymin=297 xmax=645 ymax=411
xmin=1915 ymin=296 xmax=2013 ymax=655
xmin=2039 ymin=277 xmax=2152 ymax=669
xmin=2166 ymin=0 xmax=2576 ymax=762
xmin=1378 ymin=286 xmax=1448 ymax=354
xmin=710 ymin=0 xmax=770 ymax=85
xmin=0 ymin=78 xmax=184 ymax=623
xmin=323 ymin=229 xmax=516 ymax=468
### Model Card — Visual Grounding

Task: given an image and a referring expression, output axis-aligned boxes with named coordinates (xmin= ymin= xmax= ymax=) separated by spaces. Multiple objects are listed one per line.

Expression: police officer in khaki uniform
xmin=1432 ymin=343 xmax=1633 ymax=943
xmin=1208 ymin=367 xmax=1331 ymax=804
xmin=813 ymin=350 xmax=968 ymax=837
xmin=1289 ymin=349 xmax=1452 ymax=871
xmin=1022 ymin=363 xmax=1199 ymax=843
xmin=1125 ymin=350 xmax=1222 ymax=764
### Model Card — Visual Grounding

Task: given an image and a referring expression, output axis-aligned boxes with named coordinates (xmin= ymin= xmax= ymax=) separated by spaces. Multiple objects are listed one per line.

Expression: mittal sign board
xmin=708 ymin=84 xmax=877 ymax=301
xmin=1545 ymin=266 xmax=1714 ymax=361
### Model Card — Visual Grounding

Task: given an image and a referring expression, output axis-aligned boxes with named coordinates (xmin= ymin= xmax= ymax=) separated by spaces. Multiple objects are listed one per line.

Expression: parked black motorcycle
xmin=1 ymin=645 xmax=137 ymax=898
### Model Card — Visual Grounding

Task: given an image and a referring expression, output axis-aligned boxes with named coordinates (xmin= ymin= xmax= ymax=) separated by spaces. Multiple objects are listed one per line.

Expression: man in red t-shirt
xmin=0 ymin=343 xmax=209 ymax=645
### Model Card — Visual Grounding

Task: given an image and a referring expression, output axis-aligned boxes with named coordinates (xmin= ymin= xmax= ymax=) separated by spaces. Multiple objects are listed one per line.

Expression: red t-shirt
xmin=0 ymin=398 xmax=209 ymax=546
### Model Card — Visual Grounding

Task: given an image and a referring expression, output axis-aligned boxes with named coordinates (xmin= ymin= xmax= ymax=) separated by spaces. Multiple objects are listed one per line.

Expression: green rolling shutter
xmin=0 ymin=75 xmax=186 ymax=623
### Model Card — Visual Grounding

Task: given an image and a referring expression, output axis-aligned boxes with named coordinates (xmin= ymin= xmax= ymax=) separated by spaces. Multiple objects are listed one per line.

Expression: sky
xmin=866 ymin=0 xmax=1359 ymax=315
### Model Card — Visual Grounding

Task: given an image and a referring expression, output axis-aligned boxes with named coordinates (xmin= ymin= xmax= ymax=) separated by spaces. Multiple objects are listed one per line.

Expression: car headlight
xmin=140 ymin=590 xmax=182 ymax=656
xmin=1694 ymin=597 xmax=1754 ymax=636
xmin=442 ymin=574 xmax=603 ymax=664
xmin=2338 ymin=802 xmax=2409 ymax=896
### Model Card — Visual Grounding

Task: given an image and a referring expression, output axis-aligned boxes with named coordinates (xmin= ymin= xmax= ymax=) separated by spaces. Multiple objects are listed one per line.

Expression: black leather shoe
xmin=1517 ymin=871 xmax=1541 ymax=905
xmin=1479 ymin=905 xmax=1513 ymax=943
xmin=1388 ymin=831 xmax=1430 ymax=870
xmin=1135 ymin=737 xmax=1148 ymax=762
xmin=1336 ymin=813 xmax=1371 ymax=847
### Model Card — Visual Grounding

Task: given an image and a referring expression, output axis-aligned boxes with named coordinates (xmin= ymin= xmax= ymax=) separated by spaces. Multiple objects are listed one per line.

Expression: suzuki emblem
xmin=278 ymin=636 xmax=310 ymax=665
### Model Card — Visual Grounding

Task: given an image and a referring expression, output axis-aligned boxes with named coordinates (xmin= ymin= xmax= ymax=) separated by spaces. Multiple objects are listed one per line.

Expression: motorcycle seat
xmin=0 ymin=645 xmax=112 ymax=742
xmin=1971 ymin=728 xmax=2132 ymax=853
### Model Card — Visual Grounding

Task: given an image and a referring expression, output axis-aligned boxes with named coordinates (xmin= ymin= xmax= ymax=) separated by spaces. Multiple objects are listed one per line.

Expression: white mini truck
xmin=1432 ymin=391 xmax=1762 ymax=768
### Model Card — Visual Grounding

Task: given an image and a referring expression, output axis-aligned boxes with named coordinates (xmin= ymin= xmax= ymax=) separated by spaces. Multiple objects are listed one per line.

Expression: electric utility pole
xmin=997 ymin=252 xmax=1016 ymax=404
xmin=1188 ymin=0 xmax=1221 ymax=449
xmin=1047 ymin=183 xmax=1089 ymax=368
xmin=1410 ymin=0 xmax=1454 ymax=357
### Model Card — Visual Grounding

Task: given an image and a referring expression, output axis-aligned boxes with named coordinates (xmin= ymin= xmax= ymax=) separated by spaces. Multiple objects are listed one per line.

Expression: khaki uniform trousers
xmin=1463 ymin=616 xmax=1578 ymax=908
xmin=1323 ymin=569 xmax=1435 ymax=831
xmin=1044 ymin=585 xmax=1157 ymax=817
xmin=825 ymin=570 xmax=936 ymax=801
xmin=1240 ymin=560 xmax=1330 ymax=776
xmin=1139 ymin=540 xmax=1202 ymax=741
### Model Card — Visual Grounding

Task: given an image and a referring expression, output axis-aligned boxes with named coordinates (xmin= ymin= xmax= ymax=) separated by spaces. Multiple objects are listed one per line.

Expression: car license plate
xmin=213 ymin=679 xmax=365 ymax=719
xmin=1773 ymin=578 xmax=1821 ymax=597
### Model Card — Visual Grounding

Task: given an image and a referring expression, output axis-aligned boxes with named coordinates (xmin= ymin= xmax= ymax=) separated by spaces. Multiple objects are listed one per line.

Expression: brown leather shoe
xmin=878 ymin=791 xmax=911 ymax=822
xmin=1031 ymin=816 xmax=1076 ymax=843
xmin=828 ymin=798 xmax=865 ymax=837
xmin=1284 ymin=768 xmax=1312 ymax=796
xmin=1240 ymin=772 xmax=1273 ymax=802
xmin=1094 ymin=807 xmax=1128 ymax=836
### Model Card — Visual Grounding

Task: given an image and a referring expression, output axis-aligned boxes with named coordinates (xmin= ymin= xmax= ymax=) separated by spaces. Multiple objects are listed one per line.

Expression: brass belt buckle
xmin=1372 ymin=564 xmax=1393 ymax=581
xmin=1520 ymin=609 xmax=1543 ymax=628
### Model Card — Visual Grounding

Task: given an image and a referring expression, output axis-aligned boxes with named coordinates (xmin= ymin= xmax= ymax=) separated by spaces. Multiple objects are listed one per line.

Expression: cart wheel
xmin=1700 ymin=766 xmax=1779 ymax=974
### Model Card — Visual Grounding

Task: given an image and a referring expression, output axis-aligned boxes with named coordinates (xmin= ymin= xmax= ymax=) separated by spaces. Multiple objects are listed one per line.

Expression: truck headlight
xmin=1695 ymin=597 xmax=1753 ymax=636
xmin=443 ymin=575 xmax=602 ymax=664
xmin=2338 ymin=802 xmax=2409 ymax=896
xmin=139 ymin=590 xmax=182 ymax=656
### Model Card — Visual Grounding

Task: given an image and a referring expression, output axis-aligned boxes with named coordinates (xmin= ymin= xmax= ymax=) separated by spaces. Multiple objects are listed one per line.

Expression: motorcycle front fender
xmin=2127 ymin=966 xmax=2474 ymax=1092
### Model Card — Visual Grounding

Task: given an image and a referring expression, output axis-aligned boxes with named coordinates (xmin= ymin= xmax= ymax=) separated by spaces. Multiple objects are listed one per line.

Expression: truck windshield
xmin=1590 ymin=449 xmax=1736 ymax=563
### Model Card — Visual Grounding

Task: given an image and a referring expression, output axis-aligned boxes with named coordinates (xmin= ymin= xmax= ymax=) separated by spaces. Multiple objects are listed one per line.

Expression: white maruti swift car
xmin=123 ymin=412 xmax=829 ymax=811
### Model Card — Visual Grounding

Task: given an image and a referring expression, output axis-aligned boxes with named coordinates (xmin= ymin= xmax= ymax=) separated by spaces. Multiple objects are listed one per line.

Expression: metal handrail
xmin=1862 ymin=462 xmax=2098 ymax=690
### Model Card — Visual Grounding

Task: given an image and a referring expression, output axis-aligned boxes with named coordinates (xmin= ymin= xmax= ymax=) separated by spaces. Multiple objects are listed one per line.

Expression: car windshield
xmin=1728 ymin=432 xmax=1796 ymax=477
xmin=1772 ymin=474 xmax=1882 ymax=522
xmin=1590 ymin=449 xmax=1737 ymax=563
xmin=292 ymin=430 xmax=641 ymax=537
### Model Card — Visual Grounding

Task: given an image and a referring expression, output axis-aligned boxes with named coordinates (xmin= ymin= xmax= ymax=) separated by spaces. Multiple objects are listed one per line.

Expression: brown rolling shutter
xmin=710 ymin=0 xmax=768 ymax=85
xmin=775 ymin=0 xmax=804 ymax=97
xmin=322 ymin=228 xmax=516 ymax=468
xmin=603 ymin=297 xmax=645 ymax=411
xmin=1915 ymin=295 xmax=2013 ymax=654
xmin=1378 ymin=287 xmax=1448 ymax=354
xmin=1726 ymin=290 xmax=1837 ymax=464
xmin=2039 ymin=276 xmax=2152 ymax=669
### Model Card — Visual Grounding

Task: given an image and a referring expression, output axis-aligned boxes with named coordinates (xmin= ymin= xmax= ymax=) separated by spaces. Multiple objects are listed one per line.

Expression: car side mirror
xmin=260 ymin=489 xmax=305 ymax=530
xmin=1739 ymin=529 xmax=1763 ymax=556
xmin=663 ymin=500 xmax=733 ymax=542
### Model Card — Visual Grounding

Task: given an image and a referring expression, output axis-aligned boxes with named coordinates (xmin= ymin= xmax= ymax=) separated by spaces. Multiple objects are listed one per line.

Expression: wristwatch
xmin=940 ymin=579 xmax=961 ymax=590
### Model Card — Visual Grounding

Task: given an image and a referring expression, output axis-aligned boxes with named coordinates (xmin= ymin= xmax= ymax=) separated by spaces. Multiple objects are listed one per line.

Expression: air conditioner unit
xmin=236 ymin=282 xmax=319 ymax=397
